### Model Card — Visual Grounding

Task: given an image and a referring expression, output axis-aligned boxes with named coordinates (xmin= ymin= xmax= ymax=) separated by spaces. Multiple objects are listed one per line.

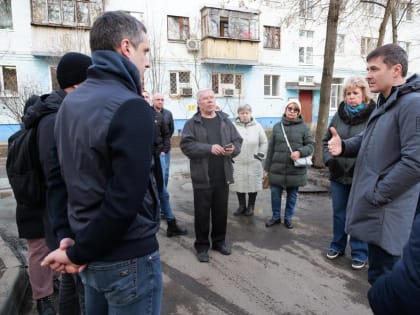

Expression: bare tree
xmin=313 ymin=0 xmax=342 ymax=167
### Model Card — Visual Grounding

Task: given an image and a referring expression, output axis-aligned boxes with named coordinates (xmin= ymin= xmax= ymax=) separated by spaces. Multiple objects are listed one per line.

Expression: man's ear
xmin=392 ymin=63 xmax=403 ymax=78
xmin=117 ymin=39 xmax=131 ymax=58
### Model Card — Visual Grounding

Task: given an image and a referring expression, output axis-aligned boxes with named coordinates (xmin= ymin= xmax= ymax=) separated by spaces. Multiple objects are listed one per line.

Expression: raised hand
xmin=328 ymin=127 xmax=343 ymax=156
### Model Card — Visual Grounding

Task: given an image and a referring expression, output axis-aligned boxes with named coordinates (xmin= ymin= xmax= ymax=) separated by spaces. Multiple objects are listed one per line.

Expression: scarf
xmin=344 ymin=103 xmax=366 ymax=117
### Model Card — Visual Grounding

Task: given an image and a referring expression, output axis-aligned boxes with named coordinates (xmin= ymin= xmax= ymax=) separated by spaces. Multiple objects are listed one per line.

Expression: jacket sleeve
xmin=47 ymin=147 xmax=73 ymax=242
xmin=297 ymin=124 xmax=314 ymax=157
xmin=264 ymin=129 xmax=275 ymax=172
xmin=341 ymin=132 xmax=363 ymax=157
xmin=322 ymin=115 xmax=336 ymax=165
xmin=161 ymin=115 xmax=171 ymax=154
xmin=368 ymin=211 xmax=420 ymax=315
xmin=180 ymin=120 xmax=213 ymax=158
xmin=258 ymin=124 xmax=268 ymax=157
xmin=66 ymin=99 xmax=154 ymax=265
xmin=227 ymin=120 xmax=243 ymax=158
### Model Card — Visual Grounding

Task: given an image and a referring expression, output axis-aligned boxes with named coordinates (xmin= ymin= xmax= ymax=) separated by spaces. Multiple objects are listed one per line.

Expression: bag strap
xmin=280 ymin=122 xmax=293 ymax=154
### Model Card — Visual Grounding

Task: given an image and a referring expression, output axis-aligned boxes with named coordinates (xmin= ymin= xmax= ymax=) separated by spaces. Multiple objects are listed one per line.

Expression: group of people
xmin=8 ymin=8 xmax=420 ymax=315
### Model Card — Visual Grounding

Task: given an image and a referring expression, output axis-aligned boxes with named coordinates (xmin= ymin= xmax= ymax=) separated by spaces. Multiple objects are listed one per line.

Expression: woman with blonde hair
xmin=323 ymin=75 xmax=376 ymax=269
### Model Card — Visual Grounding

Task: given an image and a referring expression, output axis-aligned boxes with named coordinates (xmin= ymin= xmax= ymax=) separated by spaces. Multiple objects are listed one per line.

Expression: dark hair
xmin=90 ymin=11 xmax=147 ymax=52
xmin=366 ymin=44 xmax=408 ymax=77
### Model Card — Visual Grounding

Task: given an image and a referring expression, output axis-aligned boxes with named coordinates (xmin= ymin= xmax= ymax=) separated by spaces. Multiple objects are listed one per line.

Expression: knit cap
xmin=57 ymin=52 xmax=92 ymax=89
xmin=285 ymin=99 xmax=302 ymax=113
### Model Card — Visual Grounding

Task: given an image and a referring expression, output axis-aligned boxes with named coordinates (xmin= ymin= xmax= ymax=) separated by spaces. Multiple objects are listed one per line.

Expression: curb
xmin=0 ymin=236 xmax=29 ymax=315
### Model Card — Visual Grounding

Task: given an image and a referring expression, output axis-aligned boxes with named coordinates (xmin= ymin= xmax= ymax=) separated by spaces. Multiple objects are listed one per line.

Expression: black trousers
xmin=193 ymin=183 xmax=229 ymax=252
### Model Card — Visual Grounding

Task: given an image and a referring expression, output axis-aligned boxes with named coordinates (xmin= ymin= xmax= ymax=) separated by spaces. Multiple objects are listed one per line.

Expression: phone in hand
xmin=224 ymin=143 xmax=233 ymax=149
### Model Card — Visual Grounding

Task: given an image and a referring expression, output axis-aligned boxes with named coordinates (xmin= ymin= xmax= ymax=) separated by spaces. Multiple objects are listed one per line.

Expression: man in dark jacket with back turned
xmin=19 ymin=52 xmax=91 ymax=315
xmin=180 ymin=88 xmax=242 ymax=263
xmin=41 ymin=11 xmax=162 ymax=315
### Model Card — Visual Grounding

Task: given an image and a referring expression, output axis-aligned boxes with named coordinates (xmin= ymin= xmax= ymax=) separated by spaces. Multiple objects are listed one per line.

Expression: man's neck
xmin=201 ymin=111 xmax=216 ymax=119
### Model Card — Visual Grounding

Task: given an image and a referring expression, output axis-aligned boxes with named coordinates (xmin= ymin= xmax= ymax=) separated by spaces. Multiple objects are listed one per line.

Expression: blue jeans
xmin=270 ymin=185 xmax=299 ymax=222
xmin=80 ymin=251 xmax=162 ymax=315
xmin=164 ymin=150 xmax=171 ymax=187
xmin=368 ymin=244 xmax=400 ymax=285
xmin=159 ymin=154 xmax=174 ymax=220
xmin=329 ymin=180 xmax=368 ymax=262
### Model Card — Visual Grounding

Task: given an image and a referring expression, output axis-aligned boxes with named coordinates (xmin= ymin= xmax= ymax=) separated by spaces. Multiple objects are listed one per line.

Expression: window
xmin=0 ymin=0 xmax=12 ymax=29
xmin=50 ymin=66 xmax=59 ymax=91
xmin=299 ymin=30 xmax=313 ymax=40
xmin=211 ymin=73 xmax=243 ymax=97
xmin=336 ymin=34 xmax=345 ymax=54
xmin=363 ymin=1 xmax=384 ymax=17
xmin=299 ymin=0 xmax=313 ymax=19
xmin=169 ymin=71 xmax=190 ymax=95
xmin=264 ymin=75 xmax=280 ymax=97
xmin=201 ymin=7 xmax=259 ymax=41
xmin=330 ymin=78 xmax=344 ymax=111
xmin=361 ymin=37 xmax=377 ymax=56
xmin=0 ymin=65 xmax=18 ymax=96
xmin=299 ymin=47 xmax=313 ymax=64
xmin=31 ymin=0 xmax=103 ymax=28
xmin=167 ymin=15 xmax=189 ymax=42
xmin=263 ymin=26 xmax=280 ymax=49
xmin=398 ymin=41 xmax=410 ymax=56
xmin=299 ymin=76 xmax=314 ymax=84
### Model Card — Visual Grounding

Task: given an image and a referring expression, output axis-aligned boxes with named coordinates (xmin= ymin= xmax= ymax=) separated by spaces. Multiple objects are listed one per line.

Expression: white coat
xmin=230 ymin=117 xmax=268 ymax=193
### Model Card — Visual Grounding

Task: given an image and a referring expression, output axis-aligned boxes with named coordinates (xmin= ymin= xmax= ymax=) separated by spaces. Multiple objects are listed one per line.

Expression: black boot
xmin=244 ymin=192 xmax=257 ymax=216
xmin=36 ymin=295 xmax=56 ymax=315
xmin=234 ymin=193 xmax=246 ymax=216
xmin=167 ymin=219 xmax=188 ymax=237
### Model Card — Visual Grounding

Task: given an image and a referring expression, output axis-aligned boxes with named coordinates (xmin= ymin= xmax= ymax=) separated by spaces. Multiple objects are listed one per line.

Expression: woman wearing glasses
xmin=322 ymin=76 xmax=375 ymax=270
xmin=264 ymin=99 xmax=314 ymax=229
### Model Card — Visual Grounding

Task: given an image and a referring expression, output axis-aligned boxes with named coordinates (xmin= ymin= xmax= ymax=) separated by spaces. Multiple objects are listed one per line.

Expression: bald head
xmin=152 ymin=93 xmax=164 ymax=112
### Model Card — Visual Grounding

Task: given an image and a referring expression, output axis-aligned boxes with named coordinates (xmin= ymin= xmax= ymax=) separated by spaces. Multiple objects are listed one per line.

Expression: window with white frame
xmin=299 ymin=30 xmax=314 ymax=40
xmin=299 ymin=47 xmax=313 ymax=64
xmin=169 ymin=71 xmax=191 ymax=95
xmin=336 ymin=34 xmax=345 ymax=54
xmin=397 ymin=41 xmax=410 ymax=56
xmin=31 ymin=0 xmax=103 ymax=28
xmin=396 ymin=1 xmax=412 ymax=21
xmin=362 ymin=1 xmax=384 ymax=17
xmin=299 ymin=0 xmax=313 ymax=19
xmin=0 ymin=65 xmax=18 ymax=96
xmin=361 ymin=37 xmax=377 ymax=56
xmin=264 ymin=75 xmax=280 ymax=96
xmin=211 ymin=73 xmax=243 ymax=97
xmin=0 ymin=0 xmax=12 ymax=29
xmin=263 ymin=26 xmax=281 ymax=49
xmin=167 ymin=15 xmax=189 ymax=42
xmin=299 ymin=76 xmax=314 ymax=84
xmin=330 ymin=78 xmax=344 ymax=112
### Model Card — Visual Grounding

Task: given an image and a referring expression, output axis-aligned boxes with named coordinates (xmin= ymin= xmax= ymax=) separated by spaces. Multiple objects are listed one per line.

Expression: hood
xmin=235 ymin=116 xmax=257 ymax=127
xmin=22 ymin=89 xmax=65 ymax=129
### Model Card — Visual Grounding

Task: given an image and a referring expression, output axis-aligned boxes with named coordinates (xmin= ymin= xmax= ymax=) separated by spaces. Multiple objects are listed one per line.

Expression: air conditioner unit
xmin=186 ymin=39 xmax=200 ymax=51
xmin=223 ymin=88 xmax=234 ymax=97
xmin=180 ymin=87 xmax=193 ymax=96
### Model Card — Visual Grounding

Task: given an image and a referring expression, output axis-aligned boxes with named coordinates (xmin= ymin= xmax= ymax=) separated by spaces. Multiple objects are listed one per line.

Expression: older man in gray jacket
xmin=328 ymin=44 xmax=420 ymax=285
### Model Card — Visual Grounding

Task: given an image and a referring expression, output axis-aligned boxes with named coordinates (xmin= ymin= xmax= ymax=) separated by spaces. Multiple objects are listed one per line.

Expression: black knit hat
xmin=57 ymin=52 xmax=92 ymax=89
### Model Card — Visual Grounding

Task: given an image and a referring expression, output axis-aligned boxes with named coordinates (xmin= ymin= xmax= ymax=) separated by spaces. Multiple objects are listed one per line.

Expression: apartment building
xmin=0 ymin=0 xmax=419 ymax=139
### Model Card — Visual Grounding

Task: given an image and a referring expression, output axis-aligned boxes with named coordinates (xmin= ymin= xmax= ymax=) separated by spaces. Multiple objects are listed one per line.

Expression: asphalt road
xmin=0 ymin=149 xmax=373 ymax=315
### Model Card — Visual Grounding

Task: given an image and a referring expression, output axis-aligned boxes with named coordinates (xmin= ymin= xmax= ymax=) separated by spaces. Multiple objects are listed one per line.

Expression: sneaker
xmin=196 ymin=251 xmax=209 ymax=263
xmin=36 ymin=295 xmax=56 ymax=315
xmin=351 ymin=260 xmax=367 ymax=270
xmin=326 ymin=249 xmax=343 ymax=260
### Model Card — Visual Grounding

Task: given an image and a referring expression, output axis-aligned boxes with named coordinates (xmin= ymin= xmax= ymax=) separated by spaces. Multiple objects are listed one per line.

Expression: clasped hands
xmin=41 ymin=238 xmax=86 ymax=273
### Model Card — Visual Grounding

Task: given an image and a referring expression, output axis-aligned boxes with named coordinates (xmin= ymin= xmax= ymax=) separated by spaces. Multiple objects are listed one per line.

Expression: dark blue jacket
xmin=368 ymin=206 xmax=420 ymax=315
xmin=54 ymin=51 xmax=159 ymax=265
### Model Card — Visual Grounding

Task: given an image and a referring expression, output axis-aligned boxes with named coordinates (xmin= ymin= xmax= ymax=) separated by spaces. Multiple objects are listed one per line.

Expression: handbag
xmin=280 ymin=122 xmax=312 ymax=168
xmin=262 ymin=174 xmax=270 ymax=189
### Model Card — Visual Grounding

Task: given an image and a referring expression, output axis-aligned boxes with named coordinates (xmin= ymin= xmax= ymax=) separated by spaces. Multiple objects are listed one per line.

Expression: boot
xmin=167 ymin=219 xmax=188 ymax=237
xmin=234 ymin=193 xmax=247 ymax=216
xmin=36 ymin=295 xmax=56 ymax=315
xmin=244 ymin=192 xmax=257 ymax=216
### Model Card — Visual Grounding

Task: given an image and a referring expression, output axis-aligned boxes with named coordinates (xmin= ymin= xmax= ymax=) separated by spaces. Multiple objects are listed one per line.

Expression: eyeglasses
xmin=287 ymin=107 xmax=299 ymax=113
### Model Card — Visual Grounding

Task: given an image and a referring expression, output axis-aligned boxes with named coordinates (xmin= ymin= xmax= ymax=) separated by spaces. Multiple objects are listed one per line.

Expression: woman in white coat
xmin=231 ymin=104 xmax=268 ymax=216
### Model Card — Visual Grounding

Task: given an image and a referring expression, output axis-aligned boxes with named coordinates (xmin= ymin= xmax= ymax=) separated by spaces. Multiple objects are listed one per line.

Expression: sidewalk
xmin=0 ymin=149 xmax=373 ymax=315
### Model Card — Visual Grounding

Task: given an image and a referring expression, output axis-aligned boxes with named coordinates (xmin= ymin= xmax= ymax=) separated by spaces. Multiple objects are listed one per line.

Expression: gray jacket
xmin=180 ymin=111 xmax=243 ymax=189
xmin=344 ymin=74 xmax=420 ymax=256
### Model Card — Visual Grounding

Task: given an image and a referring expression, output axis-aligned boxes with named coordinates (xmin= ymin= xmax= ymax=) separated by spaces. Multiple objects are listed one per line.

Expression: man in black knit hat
xmin=19 ymin=51 xmax=91 ymax=315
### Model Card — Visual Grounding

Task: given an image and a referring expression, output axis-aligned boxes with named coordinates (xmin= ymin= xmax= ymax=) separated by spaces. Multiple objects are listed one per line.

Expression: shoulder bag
xmin=280 ymin=122 xmax=312 ymax=168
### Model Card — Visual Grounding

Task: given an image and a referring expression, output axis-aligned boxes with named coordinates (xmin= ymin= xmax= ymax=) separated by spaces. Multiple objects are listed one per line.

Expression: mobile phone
xmin=224 ymin=143 xmax=233 ymax=149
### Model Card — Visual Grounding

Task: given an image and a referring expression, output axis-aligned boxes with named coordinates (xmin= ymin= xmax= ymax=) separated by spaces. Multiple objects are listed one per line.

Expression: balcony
xmin=201 ymin=37 xmax=259 ymax=65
